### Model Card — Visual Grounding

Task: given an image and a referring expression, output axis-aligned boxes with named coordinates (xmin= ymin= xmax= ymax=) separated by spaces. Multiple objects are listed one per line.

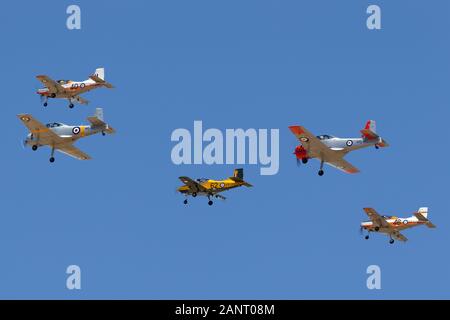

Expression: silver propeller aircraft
xmin=361 ymin=207 xmax=436 ymax=244
xmin=36 ymin=67 xmax=114 ymax=109
xmin=18 ymin=108 xmax=115 ymax=163
xmin=289 ymin=120 xmax=389 ymax=176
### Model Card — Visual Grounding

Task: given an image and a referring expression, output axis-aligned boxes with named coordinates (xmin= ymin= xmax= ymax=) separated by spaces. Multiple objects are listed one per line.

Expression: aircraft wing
xmin=36 ymin=75 xmax=65 ymax=94
xmin=363 ymin=208 xmax=391 ymax=228
xmin=392 ymin=230 xmax=408 ymax=242
xmin=179 ymin=177 xmax=208 ymax=193
xmin=17 ymin=114 xmax=64 ymax=145
xmin=289 ymin=125 xmax=328 ymax=154
xmin=215 ymin=194 xmax=227 ymax=200
xmin=289 ymin=125 xmax=359 ymax=174
xmin=57 ymin=144 xmax=92 ymax=160
xmin=326 ymin=157 xmax=360 ymax=174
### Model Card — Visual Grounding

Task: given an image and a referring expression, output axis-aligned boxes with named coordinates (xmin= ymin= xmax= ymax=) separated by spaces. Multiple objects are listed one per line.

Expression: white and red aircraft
xmin=361 ymin=207 xmax=436 ymax=244
xmin=36 ymin=67 xmax=114 ymax=109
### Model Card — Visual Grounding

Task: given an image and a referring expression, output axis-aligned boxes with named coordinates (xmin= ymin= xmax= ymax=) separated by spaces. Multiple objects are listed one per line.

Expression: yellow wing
xmin=179 ymin=177 xmax=208 ymax=193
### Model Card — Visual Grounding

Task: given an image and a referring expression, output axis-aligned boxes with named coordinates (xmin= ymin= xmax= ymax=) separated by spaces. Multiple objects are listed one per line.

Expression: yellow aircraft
xmin=178 ymin=169 xmax=253 ymax=206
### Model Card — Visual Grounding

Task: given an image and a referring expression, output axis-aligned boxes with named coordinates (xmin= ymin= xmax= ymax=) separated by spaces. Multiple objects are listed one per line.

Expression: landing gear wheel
xmin=102 ymin=131 xmax=106 ymax=136
xmin=69 ymin=103 xmax=74 ymax=109
xmin=192 ymin=192 xmax=197 ymax=198
xmin=365 ymin=235 xmax=369 ymax=240
xmin=32 ymin=145 xmax=38 ymax=151
xmin=318 ymin=169 xmax=324 ymax=176
xmin=389 ymin=239 xmax=394 ymax=244
xmin=302 ymin=158 xmax=308 ymax=164
xmin=374 ymin=227 xmax=380 ymax=232
xmin=43 ymin=102 xmax=48 ymax=107
xmin=208 ymin=200 xmax=213 ymax=206
xmin=375 ymin=145 xmax=379 ymax=149
xmin=50 ymin=93 xmax=56 ymax=98
xmin=183 ymin=199 xmax=188 ymax=205
xmin=49 ymin=157 xmax=55 ymax=163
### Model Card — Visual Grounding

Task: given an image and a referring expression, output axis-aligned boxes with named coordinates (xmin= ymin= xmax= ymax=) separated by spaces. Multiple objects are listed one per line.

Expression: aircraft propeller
xmin=20 ymin=139 xmax=27 ymax=149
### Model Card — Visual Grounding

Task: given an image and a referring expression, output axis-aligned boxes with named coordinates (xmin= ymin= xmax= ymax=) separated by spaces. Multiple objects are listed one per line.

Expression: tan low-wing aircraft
xmin=361 ymin=207 xmax=436 ymax=244
xmin=36 ymin=67 xmax=114 ymax=109
xmin=18 ymin=108 xmax=115 ymax=163
xmin=289 ymin=120 xmax=389 ymax=176
xmin=177 ymin=169 xmax=252 ymax=206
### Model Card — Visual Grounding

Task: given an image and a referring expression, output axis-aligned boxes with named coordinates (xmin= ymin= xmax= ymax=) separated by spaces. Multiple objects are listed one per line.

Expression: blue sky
xmin=0 ymin=0 xmax=449 ymax=299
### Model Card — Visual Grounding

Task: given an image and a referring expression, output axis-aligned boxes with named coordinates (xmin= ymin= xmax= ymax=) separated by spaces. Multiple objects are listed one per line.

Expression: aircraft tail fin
xmin=414 ymin=207 xmax=436 ymax=228
xmin=360 ymin=120 xmax=389 ymax=147
xmin=89 ymin=67 xmax=114 ymax=88
xmin=233 ymin=168 xmax=244 ymax=179
xmin=360 ymin=120 xmax=378 ymax=138
xmin=93 ymin=68 xmax=105 ymax=80
xmin=87 ymin=108 xmax=116 ymax=134
xmin=230 ymin=168 xmax=253 ymax=187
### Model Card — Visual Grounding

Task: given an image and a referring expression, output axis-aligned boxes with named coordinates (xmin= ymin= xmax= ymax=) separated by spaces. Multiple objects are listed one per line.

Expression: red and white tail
xmin=360 ymin=120 xmax=389 ymax=147
xmin=360 ymin=120 xmax=378 ymax=139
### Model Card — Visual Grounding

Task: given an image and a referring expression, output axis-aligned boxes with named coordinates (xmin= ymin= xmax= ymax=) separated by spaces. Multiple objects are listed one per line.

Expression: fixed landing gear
xmin=207 ymin=194 xmax=214 ymax=206
xmin=374 ymin=227 xmax=380 ymax=232
xmin=50 ymin=93 xmax=56 ymax=98
xmin=302 ymin=158 xmax=308 ymax=164
xmin=32 ymin=145 xmax=38 ymax=151
xmin=102 ymin=131 xmax=106 ymax=136
xmin=49 ymin=147 xmax=55 ymax=163
xmin=375 ymin=145 xmax=379 ymax=149
xmin=365 ymin=235 xmax=369 ymax=240
xmin=192 ymin=192 xmax=197 ymax=198
xmin=318 ymin=159 xmax=325 ymax=176
xmin=389 ymin=239 xmax=395 ymax=244
xmin=42 ymin=96 xmax=49 ymax=107
xmin=183 ymin=199 xmax=188 ymax=205
xmin=67 ymin=98 xmax=75 ymax=109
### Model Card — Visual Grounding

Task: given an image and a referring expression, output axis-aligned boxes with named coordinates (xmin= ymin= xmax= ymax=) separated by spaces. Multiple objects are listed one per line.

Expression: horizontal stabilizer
xmin=229 ymin=177 xmax=253 ymax=187
xmin=377 ymin=138 xmax=389 ymax=148
xmin=414 ymin=212 xmax=436 ymax=228
xmin=87 ymin=116 xmax=105 ymax=127
xmin=360 ymin=128 xmax=379 ymax=140
xmin=89 ymin=75 xmax=114 ymax=88
xmin=87 ymin=108 xmax=115 ymax=134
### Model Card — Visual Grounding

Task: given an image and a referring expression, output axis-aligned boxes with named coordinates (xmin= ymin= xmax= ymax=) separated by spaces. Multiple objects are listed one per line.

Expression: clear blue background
xmin=0 ymin=0 xmax=448 ymax=299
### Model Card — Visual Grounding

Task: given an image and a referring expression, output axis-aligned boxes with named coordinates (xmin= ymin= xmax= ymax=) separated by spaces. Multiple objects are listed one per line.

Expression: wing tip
xmin=288 ymin=125 xmax=304 ymax=135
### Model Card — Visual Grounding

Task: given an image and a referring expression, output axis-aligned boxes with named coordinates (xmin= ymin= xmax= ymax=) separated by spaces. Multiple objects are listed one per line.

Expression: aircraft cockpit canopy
xmin=196 ymin=178 xmax=208 ymax=183
xmin=317 ymin=134 xmax=334 ymax=140
xmin=46 ymin=122 xmax=63 ymax=128
xmin=57 ymin=80 xmax=70 ymax=84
